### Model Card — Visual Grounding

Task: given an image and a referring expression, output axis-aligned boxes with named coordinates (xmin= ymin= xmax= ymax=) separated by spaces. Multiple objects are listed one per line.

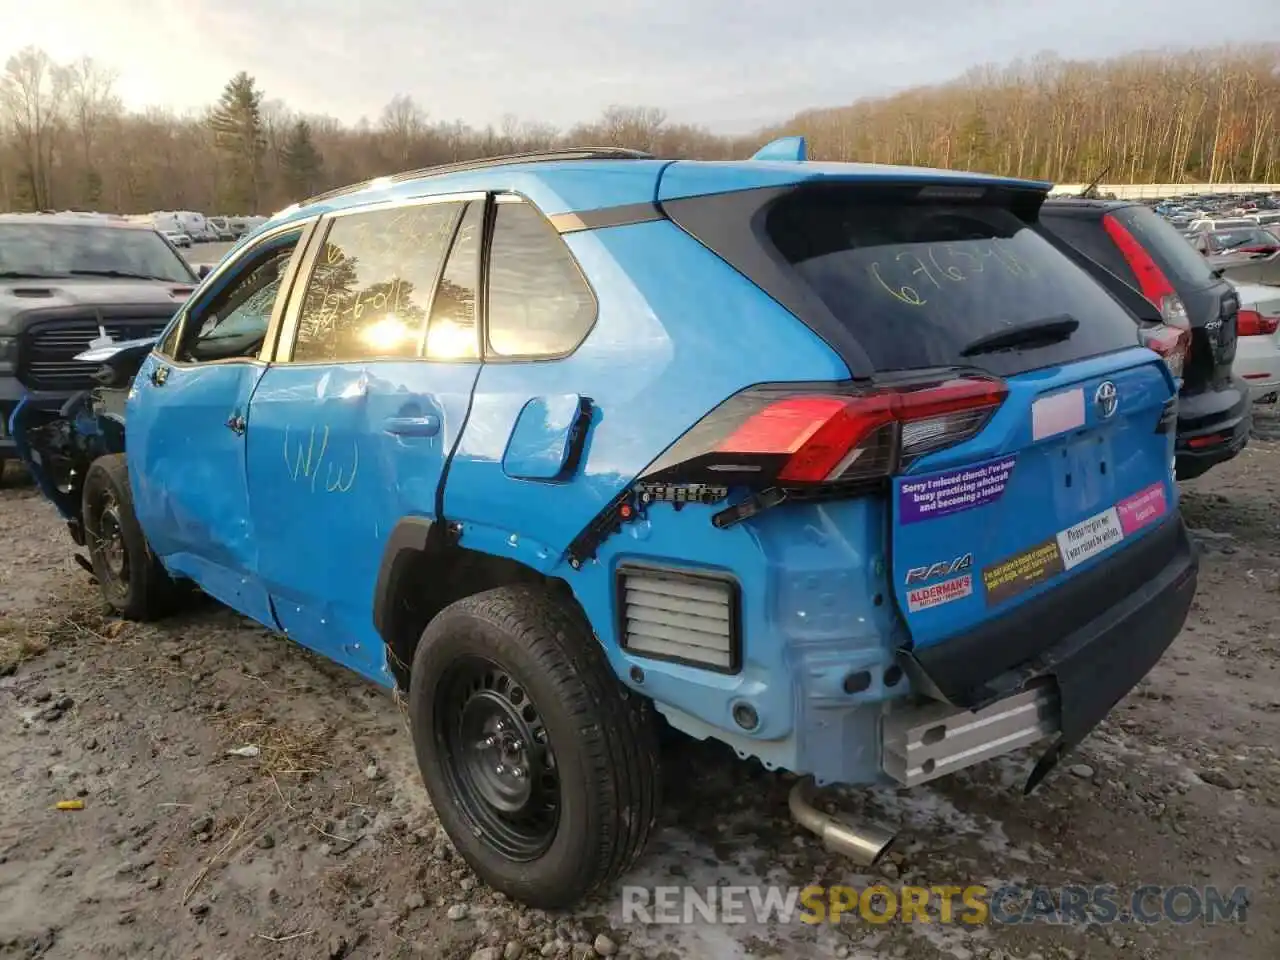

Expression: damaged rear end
xmin=650 ymin=168 xmax=1198 ymax=792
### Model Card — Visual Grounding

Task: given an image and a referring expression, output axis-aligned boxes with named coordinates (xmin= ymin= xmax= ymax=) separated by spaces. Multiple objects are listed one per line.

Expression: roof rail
xmin=302 ymin=147 xmax=655 ymax=207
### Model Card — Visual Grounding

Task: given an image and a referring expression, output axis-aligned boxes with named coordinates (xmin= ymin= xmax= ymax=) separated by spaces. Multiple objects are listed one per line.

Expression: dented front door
xmin=124 ymin=221 xmax=312 ymax=631
xmin=129 ymin=353 xmax=275 ymax=627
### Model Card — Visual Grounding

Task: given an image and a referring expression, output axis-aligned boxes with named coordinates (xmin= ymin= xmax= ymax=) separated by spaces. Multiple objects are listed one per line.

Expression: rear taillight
xmin=641 ymin=375 xmax=1008 ymax=490
xmin=1138 ymin=323 xmax=1191 ymax=379
xmin=1237 ymin=308 xmax=1280 ymax=337
xmin=1102 ymin=213 xmax=1191 ymax=332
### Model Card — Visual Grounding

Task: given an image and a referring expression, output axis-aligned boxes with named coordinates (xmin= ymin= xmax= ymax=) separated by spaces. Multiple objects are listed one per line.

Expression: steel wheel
xmin=89 ymin=489 xmax=130 ymax=591
xmin=435 ymin=655 xmax=561 ymax=860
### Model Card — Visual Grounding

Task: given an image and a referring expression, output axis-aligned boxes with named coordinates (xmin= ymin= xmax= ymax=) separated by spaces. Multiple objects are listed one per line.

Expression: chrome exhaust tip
xmin=788 ymin=776 xmax=897 ymax=866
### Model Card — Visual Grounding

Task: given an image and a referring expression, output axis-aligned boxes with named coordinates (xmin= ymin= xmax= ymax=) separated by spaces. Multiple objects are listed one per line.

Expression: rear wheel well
xmin=381 ymin=544 xmax=578 ymax=690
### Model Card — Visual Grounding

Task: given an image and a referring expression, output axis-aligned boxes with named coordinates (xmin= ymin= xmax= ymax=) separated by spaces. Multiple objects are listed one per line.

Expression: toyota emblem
xmin=1095 ymin=380 xmax=1118 ymax=419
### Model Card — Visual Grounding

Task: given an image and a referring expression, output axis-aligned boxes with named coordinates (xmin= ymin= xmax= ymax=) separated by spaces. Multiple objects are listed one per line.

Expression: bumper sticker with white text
xmin=981 ymin=484 xmax=1170 ymax=606
xmin=1056 ymin=507 xmax=1124 ymax=570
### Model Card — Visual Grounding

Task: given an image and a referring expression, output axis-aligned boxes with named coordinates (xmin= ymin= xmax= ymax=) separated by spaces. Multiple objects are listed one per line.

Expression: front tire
xmin=408 ymin=585 xmax=660 ymax=909
xmin=82 ymin=454 xmax=180 ymax=620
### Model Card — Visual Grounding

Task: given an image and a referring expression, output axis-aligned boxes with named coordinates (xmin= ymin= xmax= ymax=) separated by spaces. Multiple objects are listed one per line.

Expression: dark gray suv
xmin=1038 ymin=199 xmax=1251 ymax=480
xmin=0 ymin=214 xmax=201 ymax=477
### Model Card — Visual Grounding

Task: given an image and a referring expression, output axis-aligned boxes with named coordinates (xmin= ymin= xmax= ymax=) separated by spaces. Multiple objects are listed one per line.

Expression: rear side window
xmin=1108 ymin=205 xmax=1216 ymax=290
xmin=486 ymin=199 xmax=595 ymax=358
xmin=766 ymin=190 xmax=1143 ymax=375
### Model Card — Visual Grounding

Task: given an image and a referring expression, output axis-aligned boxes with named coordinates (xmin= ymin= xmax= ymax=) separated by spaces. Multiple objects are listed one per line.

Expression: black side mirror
xmin=197 ymin=264 xmax=212 ymax=279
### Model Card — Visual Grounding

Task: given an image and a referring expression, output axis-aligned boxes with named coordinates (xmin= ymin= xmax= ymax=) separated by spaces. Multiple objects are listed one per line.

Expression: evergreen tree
xmin=209 ymin=72 xmax=266 ymax=212
xmin=281 ymin=119 xmax=323 ymax=199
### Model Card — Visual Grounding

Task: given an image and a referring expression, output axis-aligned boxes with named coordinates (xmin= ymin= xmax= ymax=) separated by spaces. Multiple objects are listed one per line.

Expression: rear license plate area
xmin=1052 ymin=434 xmax=1112 ymax=504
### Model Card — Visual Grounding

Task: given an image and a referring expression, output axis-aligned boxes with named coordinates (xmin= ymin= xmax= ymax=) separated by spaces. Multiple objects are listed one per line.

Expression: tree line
xmin=1 ymin=43 xmax=1277 ymax=216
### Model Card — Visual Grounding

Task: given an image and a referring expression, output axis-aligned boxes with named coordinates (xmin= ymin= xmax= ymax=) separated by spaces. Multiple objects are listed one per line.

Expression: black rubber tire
xmin=408 ymin=585 xmax=660 ymax=909
xmin=81 ymin=454 xmax=180 ymax=621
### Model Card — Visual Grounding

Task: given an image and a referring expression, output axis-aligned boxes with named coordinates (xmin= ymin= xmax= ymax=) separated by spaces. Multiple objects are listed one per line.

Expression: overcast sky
xmin=3 ymin=0 xmax=1278 ymax=133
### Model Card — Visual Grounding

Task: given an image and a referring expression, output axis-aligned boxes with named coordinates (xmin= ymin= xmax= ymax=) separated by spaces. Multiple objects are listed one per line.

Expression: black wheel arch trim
xmin=373 ymin=515 xmax=443 ymax=645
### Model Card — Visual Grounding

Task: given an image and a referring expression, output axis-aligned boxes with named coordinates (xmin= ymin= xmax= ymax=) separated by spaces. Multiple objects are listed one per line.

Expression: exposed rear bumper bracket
xmin=887 ymin=516 xmax=1197 ymax=790
xmin=882 ymin=681 xmax=1059 ymax=787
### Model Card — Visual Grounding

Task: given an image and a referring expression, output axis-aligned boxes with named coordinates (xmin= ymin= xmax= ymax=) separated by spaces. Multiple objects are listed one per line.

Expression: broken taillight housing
xmin=1102 ymin=213 xmax=1193 ymax=367
xmin=640 ymin=375 xmax=1009 ymax=491
xmin=1138 ymin=323 xmax=1191 ymax=379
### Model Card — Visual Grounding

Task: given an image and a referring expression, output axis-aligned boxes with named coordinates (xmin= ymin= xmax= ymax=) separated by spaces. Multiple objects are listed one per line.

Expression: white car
xmin=1230 ymin=280 xmax=1280 ymax=403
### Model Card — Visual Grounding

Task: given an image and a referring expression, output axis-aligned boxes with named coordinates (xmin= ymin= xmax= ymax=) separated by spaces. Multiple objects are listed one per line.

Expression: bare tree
xmin=61 ymin=56 xmax=120 ymax=207
xmin=0 ymin=46 xmax=66 ymax=209
xmin=380 ymin=94 xmax=426 ymax=168
xmin=3 ymin=44 xmax=1280 ymax=215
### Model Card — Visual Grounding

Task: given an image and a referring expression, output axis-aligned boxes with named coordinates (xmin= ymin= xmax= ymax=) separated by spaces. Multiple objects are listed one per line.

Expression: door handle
xmin=226 ymin=414 xmax=246 ymax=435
xmin=383 ymin=415 xmax=440 ymax=437
xmin=150 ymin=364 xmax=169 ymax=386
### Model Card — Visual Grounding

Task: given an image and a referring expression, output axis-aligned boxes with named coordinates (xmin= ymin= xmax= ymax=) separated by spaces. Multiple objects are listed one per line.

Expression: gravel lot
xmin=2 ymin=420 xmax=1279 ymax=959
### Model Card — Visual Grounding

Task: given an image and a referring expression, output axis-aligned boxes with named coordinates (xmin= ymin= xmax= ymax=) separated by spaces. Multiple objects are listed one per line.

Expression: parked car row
xmin=1153 ymin=191 xmax=1280 ymax=229
xmin=124 ymin=212 xmax=267 ymax=245
xmin=3 ymin=143 xmax=1213 ymax=909
xmin=1137 ymin=193 xmax=1280 ymax=409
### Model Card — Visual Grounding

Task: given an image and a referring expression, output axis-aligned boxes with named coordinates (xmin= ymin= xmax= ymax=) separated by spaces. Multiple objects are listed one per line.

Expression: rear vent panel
xmin=617 ymin=566 xmax=741 ymax=673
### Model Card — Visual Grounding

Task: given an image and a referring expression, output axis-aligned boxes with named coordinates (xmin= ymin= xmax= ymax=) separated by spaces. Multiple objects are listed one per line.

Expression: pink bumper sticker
xmin=1116 ymin=483 xmax=1168 ymax=535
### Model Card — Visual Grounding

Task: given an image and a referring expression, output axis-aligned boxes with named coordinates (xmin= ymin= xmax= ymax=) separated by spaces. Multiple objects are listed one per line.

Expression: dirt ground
xmin=2 ymin=420 xmax=1279 ymax=960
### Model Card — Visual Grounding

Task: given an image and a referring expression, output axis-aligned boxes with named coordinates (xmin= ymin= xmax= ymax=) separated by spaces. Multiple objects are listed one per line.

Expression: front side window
xmin=175 ymin=231 xmax=302 ymax=363
xmin=0 ymin=221 xmax=195 ymax=283
xmin=292 ymin=202 xmax=461 ymax=363
xmin=486 ymin=199 xmax=596 ymax=358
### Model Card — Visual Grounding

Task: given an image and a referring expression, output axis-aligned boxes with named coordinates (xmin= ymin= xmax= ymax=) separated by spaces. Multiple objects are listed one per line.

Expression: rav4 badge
xmin=905 ymin=553 xmax=973 ymax=586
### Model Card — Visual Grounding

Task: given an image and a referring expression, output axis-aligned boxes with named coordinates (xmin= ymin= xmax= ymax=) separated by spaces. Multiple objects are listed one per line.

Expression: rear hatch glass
xmin=764 ymin=186 xmax=1142 ymax=377
xmin=1108 ymin=205 xmax=1217 ymax=291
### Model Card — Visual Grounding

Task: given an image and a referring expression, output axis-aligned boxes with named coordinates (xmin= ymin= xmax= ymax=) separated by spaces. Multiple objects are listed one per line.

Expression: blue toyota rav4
xmin=14 ymin=140 xmax=1199 ymax=908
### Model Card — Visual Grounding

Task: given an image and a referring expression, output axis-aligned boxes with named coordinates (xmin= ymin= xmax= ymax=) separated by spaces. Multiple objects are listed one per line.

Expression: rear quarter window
xmin=486 ymin=199 xmax=596 ymax=359
xmin=765 ymin=189 xmax=1143 ymax=376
